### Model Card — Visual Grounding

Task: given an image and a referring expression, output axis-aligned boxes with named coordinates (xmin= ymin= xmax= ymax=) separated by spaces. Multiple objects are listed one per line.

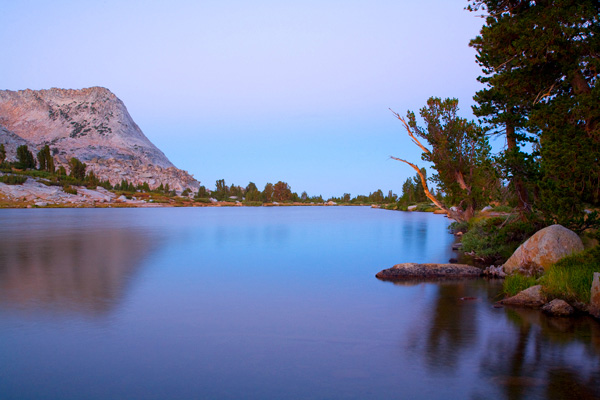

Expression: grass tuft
xmin=540 ymin=246 xmax=600 ymax=303
xmin=503 ymin=274 xmax=539 ymax=297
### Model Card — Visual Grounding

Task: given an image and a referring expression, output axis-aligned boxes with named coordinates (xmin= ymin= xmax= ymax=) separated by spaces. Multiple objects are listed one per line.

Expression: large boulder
xmin=500 ymin=285 xmax=546 ymax=308
xmin=503 ymin=225 xmax=584 ymax=274
xmin=376 ymin=263 xmax=482 ymax=281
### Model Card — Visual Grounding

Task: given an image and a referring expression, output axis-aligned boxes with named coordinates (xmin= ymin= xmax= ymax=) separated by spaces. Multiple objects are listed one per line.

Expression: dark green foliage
xmin=448 ymin=221 xmax=469 ymax=235
xmin=181 ymin=188 xmax=191 ymax=197
xmin=63 ymin=184 xmax=78 ymax=195
xmin=469 ymin=0 xmax=600 ymax=223
xmin=0 ymin=144 xmax=5 ymax=165
xmin=16 ymin=145 xmax=36 ymax=169
xmin=36 ymin=145 xmax=55 ymax=173
xmin=116 ymin=179 xmax=136 ymax=192
xmin=195 ymin=185 xmax=208 ymax=198
xmin=407 ymin=97 xmax=497 ymax=218
xmin=57 ymin=166 xmax=67 ymax=177
xmin=370 ymin=189 xmax=384 ymax=204
xmin=244 ymin=182 xmax=262 ymax=202
xmin=263 ymin=182 xmax=273 ymax=202
xmin=85 ymin=170 xmax=99 ymax=188
xmin=540 ymin=246 xmax=600 ymax=303
xmin=0 ymin=175 xmax=27 ymax=185
xmin=273 ymin=181 xmax=292 ymax=202
xmin=68 ymin=157 xmax=86 ymax=180
xmin=461 ymin=216 xmax=544 ymax=265
xmin=242 ymin=200 xmax=263 ymax=207
xmin=398 ymin=169 xmax=429 ymax=206
xmin=98 ymin=179 xmax=113 ymax=190
xmin=229 ymin=183 xmax=243 ymax=199
xmin=214 ymin=179 xmax=228 ymax=200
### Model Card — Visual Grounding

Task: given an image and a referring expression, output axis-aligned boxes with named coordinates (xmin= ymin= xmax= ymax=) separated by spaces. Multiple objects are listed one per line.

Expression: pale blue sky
xmin=1 ymin=0 xmax=486 ymax=198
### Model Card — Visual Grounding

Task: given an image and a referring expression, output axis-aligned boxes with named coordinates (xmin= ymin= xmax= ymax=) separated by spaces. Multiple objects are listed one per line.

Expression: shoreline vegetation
xmin=373 ymin=1 xmax=600 ymax=320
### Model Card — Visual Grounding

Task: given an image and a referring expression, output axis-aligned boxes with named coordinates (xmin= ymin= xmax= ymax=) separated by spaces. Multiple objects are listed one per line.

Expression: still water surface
xmin=0 ymin=207 xmax=598 ymax=399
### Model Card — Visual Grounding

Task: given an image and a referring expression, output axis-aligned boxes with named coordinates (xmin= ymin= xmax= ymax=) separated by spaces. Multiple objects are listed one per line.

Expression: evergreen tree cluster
xmin=466 ymin=0 xmax=599 ymax=231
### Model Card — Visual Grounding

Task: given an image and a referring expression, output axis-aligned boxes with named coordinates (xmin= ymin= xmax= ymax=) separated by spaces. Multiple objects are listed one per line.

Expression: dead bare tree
xmin=390 ymin=99 xmax=493 ymax=223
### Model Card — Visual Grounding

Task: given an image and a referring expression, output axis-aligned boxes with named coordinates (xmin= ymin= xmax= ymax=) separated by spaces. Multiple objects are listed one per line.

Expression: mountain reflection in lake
xmin=0 ymin=226 xmax=154 ymax=316
xmin=0 ymin=207 xmax=598 ymax=400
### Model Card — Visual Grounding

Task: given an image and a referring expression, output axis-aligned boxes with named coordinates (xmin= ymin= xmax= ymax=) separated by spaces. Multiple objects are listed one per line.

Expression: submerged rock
xmin=503 ymin=225 xmax=584 ymax=274
xmin=500 ymin=285 xmax=546 ymax=308
xmin=376 ymin=263 xmax=482 ymax=281
xmin=541 ymin=299 xmax=575 ymax=317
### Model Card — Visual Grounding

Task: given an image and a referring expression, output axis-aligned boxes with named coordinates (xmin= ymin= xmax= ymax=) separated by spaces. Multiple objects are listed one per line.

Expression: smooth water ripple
xmin=0 ymin=207 xmax=598 ymax=399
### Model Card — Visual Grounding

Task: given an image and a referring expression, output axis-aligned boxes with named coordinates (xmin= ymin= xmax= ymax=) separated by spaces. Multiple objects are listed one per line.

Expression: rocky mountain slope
xmin=0 ymin=87 xmax=199 ymax=192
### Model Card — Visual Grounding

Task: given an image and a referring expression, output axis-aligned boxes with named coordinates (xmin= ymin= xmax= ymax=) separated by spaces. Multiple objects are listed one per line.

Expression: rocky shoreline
xmin=0 ymin=178 xmax=349 ymax=208
xmin=377 ymin=224 xmax=600 ymax=322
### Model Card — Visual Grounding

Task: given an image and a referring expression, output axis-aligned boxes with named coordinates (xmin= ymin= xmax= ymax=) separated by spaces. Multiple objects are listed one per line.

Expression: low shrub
xmin=448 ymin=221 xmax=469 ymax=235
xmin=242 ymin=201 xmax=263 ymax=207
xmin=416 ymin=203 xmax=435 ymax=212
xmin=17 ymin=170 xmax=53 ymax=179
xmin=0 ymin=175 xmax=27 ymax=185
xmin=195 ymin=197 xmax=213 ymax=204
xmin=503 ymin=274 xmax=539 ymax=297
xmin=540 ymin=246 xmax=600 ymax=303
xmin=461 ymin=216 xmax=543 ymax=265
xmin=492 ymin=205 xmax=513 ymax=213
xmin=63 ymin=185 xmax=78 ymax=195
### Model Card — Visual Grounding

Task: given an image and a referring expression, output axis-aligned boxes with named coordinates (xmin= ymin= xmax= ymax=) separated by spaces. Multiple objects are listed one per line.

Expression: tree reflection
xmin=402 ymin=280 xmax=600 ymax=399
xmin=0 ymin=228 xmax=155 ymax=316
xmin=478 ymin=308 xmax=600 ymax=400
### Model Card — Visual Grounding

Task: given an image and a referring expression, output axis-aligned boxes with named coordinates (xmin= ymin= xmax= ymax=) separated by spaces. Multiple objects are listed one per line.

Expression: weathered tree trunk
xmin=391 ymin=156 xmax=467 ymax=223
xmin=571 ymin=69 xmax=597 ymax=134
xmin=506 ymin=123 xmax=530 ymax=212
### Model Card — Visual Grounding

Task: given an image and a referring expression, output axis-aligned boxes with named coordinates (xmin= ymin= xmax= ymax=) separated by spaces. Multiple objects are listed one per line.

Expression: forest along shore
xmin=0 ymin=177 xmax=352 ymax=208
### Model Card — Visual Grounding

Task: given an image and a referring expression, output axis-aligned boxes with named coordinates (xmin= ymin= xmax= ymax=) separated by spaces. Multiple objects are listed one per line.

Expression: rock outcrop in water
xmin=0 ymin=87 xmax=199 ymax=193
xmin=376 ymin=263 xmax=482 ymax=281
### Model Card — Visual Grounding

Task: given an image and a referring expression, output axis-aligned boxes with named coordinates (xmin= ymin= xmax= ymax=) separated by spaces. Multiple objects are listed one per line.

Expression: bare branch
xmin=390 ymin=156 xmax=449 ymax=214
xmin=494 ymin=54 xmax=518 ymax=71
xmin=389 ymin=109 xmax=431 ymax=154
xmin=533 ymin=82 xmax=556 ymax=105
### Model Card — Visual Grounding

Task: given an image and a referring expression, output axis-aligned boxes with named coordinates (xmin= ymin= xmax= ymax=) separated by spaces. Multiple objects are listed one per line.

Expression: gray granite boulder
xmin=376 ymin=263 xmax=482 ymax=281
xmin=503 ymin=225 xmax=584 ymax=274
xmin=541 ymin=299 xmax=575 ymax=317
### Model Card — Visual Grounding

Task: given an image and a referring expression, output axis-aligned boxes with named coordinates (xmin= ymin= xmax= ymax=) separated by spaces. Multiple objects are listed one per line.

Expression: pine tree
xmin=16 ymin=145 xmax=36 ymax=169
xmin=0 ymin=144 xmax=6 ymax=165
xmin=68 ymin=157 xmax=87 ymax=180
xmin=468 ymin=0 xmax=599 ymax=230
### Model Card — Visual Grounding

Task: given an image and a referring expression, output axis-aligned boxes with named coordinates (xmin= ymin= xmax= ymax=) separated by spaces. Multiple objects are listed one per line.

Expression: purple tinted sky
xmin=1 ymin=0 xmax=486 ymax=198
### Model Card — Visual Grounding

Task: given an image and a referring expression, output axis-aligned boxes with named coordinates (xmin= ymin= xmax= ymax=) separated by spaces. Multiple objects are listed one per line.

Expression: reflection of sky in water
xmin=0 ymin=208 xmax=598 ymax=400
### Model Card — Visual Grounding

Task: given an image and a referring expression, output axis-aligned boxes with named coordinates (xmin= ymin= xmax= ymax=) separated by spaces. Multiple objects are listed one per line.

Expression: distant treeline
xmin=1 ymin=143 xmax=435 ymax=206
xmin=198 ymin=174 xmax=435 ymax=206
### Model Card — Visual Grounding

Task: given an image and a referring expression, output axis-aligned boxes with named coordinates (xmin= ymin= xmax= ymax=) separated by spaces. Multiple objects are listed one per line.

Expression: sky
xmin=1 ymin=0 xmax=488 ymax=198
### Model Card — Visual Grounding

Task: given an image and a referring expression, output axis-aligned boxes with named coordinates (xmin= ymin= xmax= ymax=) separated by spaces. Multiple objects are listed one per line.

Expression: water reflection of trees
xmin=478 ymin=308 xmax=600 ymax=400
xmin=403 ymin=280 xmax=600 ymax=399
xmin=405 ymin=281 xmax=489 ymax=372
xmin=0 ymin=229 xmax=154 ymax=317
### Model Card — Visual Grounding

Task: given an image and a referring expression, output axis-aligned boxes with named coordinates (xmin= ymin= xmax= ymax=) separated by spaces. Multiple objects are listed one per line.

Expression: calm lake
xmin=0 ymin=207 xmax=598 ymax=399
